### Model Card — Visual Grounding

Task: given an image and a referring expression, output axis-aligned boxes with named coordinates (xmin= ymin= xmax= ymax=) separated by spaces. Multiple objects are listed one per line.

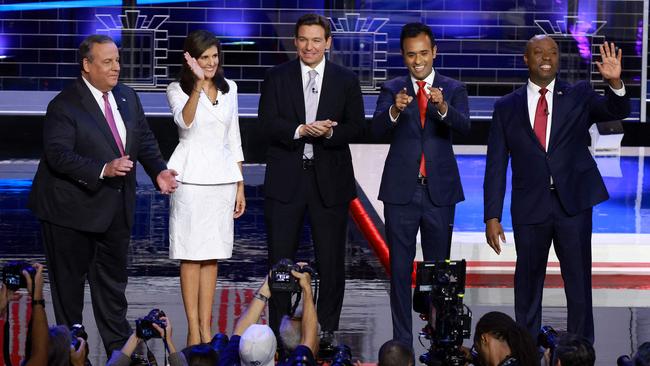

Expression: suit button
xmin=116 ymin=188 xmax=122 ymax=193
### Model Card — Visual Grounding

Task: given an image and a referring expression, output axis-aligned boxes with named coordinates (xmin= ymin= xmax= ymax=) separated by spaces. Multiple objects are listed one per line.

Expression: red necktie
xmin=102 ymin=93 xmax=125 ymax=156
xmin=416 ymin=81 xmax=427 ymax=177
xmin=533 ymin=88 xmax=548 ymax=150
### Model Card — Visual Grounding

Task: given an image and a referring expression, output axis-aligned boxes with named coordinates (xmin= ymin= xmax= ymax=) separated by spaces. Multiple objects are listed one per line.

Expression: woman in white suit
xmin=166 ymin=30 xmax=245 ymax=346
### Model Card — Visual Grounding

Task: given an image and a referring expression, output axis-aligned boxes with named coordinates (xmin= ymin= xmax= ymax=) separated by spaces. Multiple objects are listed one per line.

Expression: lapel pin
xmin=121 ymin=97 xmax=126 ymax=102
xmin=557 ymin=91 xmax=563 ymax=95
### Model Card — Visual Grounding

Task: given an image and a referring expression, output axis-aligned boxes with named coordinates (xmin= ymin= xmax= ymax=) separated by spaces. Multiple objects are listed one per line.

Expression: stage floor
xmin=1 ymin=146 xmax=649 ymax=365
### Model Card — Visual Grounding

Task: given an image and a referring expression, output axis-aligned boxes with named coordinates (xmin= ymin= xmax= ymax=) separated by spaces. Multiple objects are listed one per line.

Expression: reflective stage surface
xmin=1 ymin=147 xmax=649 ymax=365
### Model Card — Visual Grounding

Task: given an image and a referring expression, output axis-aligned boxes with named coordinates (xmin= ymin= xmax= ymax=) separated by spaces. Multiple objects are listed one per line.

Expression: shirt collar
xmin=527 ymin=78 xmax=555 ymax=96
xmin=81 ymin=75 xmax=112 ymax=101
xmin=300 ymin=57 xmax=326 ymax=78
xmin=410 ymin=68 xmax=436 ymax=88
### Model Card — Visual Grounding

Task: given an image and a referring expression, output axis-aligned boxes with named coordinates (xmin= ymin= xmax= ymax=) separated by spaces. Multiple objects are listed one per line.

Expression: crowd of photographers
xmin=2 ymin=260 xmax=650 ymax=366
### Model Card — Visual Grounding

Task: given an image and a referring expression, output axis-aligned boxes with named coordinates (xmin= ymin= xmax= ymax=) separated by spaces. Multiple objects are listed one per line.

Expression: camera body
xmin=538 ymin=325 xmax=559 ymax=350
xmin=135 ymin=309 xmax=166 ymax=340
xmin=269 ymin=258 xmax=315 ymax=293
xmin=2 ymin=261 xmax=35 ymax=291
xmin=413 ymin=260 xmax=472 ymax=366
xmin=330 ymin=344 xmax=353 ymax=366
xmin=70 ymin=323 xmax=89 ymax=350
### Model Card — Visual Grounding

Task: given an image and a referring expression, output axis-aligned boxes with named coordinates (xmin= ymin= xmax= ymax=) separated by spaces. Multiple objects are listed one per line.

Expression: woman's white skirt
xmin=169 ymin=181 xmax=237 ymax=260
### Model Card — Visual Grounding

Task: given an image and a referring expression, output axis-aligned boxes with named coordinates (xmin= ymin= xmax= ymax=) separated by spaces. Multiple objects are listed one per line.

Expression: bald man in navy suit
xmin=484 ymin=36 xmax=629 ymax=343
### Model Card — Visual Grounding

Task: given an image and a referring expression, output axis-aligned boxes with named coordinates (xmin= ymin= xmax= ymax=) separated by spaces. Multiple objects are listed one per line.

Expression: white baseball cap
xmin=239 ymin=324 xmax=277 ymax=366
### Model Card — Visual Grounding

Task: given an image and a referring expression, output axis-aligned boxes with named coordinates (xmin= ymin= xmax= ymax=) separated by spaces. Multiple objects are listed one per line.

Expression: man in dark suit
xmin=28 ymin=34 xmax=178 ymax=354
xmin=484 ymin=36 xmax=629 ymax=343
xmin=371 ymin=23 xmax=471 ymax=347
xmin=258 ymin=13 xmax=365 ymax=346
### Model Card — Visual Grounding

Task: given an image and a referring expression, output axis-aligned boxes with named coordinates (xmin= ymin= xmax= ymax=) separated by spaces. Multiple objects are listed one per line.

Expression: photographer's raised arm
xmin=292 ymin=269 xmax=318 ymax=354
xmin=234 ymin=274 xmax=272 ymax=336
xmin=23 ymin=263 xmax=48 ymax=366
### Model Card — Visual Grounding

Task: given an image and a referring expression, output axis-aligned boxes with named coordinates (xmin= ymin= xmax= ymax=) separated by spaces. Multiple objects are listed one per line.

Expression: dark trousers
xmin=41 ymin=205 xmax=132 ymax=355
xmin=265 ymin=167 xmax=349 ymax=334
xmin=513 ymin=189 xmax=594 ymax=344
xmin=384 ymin=184 xmax=455 ymax=347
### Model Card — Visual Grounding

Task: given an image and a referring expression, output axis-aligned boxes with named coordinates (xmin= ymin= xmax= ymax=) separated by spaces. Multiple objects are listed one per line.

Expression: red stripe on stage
xmin=218 ymin=288 xmax=229 ymax=334
xmin=466 ymin=261 xmax=650 ymax=268
xmin=466 ymin=273 xmax=650 ymax=289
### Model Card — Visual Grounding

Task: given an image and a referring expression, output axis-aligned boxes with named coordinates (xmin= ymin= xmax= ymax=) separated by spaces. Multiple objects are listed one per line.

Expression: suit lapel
xmin=547 ymin=81 xmax=568 ymax=153
xmin=517 ymin=86 xmax=545 ymax=151
xmin=112 ymin=85 xmax=134 ymax=155
xmin=316 ymin=61 xmax=331 ymax=120
xmin=76 ymin=78 xmax=122 ymax=157
xmin=402 ymin=75 xmax=422 ymax=133
xmin=289 ymin=60 xmax=306 ymax=124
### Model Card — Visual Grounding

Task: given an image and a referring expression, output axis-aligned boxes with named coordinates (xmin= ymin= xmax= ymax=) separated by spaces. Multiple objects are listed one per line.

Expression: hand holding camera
xmin=269 ymin=258 xmax=317 ymax=294
xmin=136 ymin=309 xmax=167 ymax=341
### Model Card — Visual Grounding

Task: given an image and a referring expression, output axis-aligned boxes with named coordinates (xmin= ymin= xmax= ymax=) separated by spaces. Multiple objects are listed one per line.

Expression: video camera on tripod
xmin=413 ymin=259 xmax=472 ymax=366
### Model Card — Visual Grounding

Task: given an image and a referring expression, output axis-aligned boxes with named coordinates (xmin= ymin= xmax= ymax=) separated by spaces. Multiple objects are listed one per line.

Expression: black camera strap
xmin=162 ymin=328 xmax=170 ymax=366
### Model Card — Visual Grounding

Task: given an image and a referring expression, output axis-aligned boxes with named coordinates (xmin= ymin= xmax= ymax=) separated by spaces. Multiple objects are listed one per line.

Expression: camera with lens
xmin=2 ymin=261 xmax=35 ymax=291
xmin=413 ymin=259 xmax=472 ymax=366
xmin=135 ymin=309 xmax=166 ymax=340
xmin=210 ymin=332 xmax=229 ymax=354
xmin=330 ymin=344 xmax=353 ymax=366
xmin=69 ymin=324 xmax=92 ymax=365
xmin=70 ymin=323 xmax=88 ymax=350
xmin=269 ymin=258 xmax=316 ymax=293
xmin=538 ymin=325 xmax=559 ymax=350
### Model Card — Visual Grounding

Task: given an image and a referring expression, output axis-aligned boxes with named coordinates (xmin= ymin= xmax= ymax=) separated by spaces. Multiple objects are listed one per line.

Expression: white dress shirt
xmin=166 ymin=80 xmax=244 ymax=184
xmin=293 ymin=57 xmax=327 ymax=141
xmin=82 ymin=76 xmax=127 ymax=148
xmin=82 ymin=76 xmax=128 ymax=179
xmin=526 ymin=78 xmax=626 ymax=151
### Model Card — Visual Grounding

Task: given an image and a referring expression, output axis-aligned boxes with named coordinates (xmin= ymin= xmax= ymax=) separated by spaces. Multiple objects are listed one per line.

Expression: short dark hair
xmin=400 ymin=22 xmax=436 ymax=52
xmin=553 ymin=333 xmax=595 ymax=366
xmin=294 ymin=13 xmax=331 ymax=40
xmin=474 ymin=312 xmax=538 ymax=366
xmin=378 ymin=340 xmax=414 ymax=366
xmin=634 ymin=342 xmax=650 ymax=366
xmin=78 ymin=34 xmax=114 ymax=69
xmin=181 ymin=343 xmax=219 ymax=366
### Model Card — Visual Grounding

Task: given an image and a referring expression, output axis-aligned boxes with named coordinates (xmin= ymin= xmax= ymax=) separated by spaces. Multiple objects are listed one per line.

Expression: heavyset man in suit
xmin=371 ymin=22 xmax=471 ymax=347
xmin=484 ymin=35 xmax=630 ymax=343
xmin=258 ymin=14 xmax=365 ymax=346
xmin=28 ymin=34 xmax=178 ymax=354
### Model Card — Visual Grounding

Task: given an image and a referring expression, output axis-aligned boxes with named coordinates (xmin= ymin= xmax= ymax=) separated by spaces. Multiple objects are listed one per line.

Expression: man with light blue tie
xmin=371 ymin=22 xmax=471 ymax=347
xmin=258 ymin=13 xmax=365 ymax=347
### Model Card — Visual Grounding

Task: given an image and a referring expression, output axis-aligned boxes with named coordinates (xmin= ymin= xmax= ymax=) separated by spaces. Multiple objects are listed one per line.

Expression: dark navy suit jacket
xmin=484 ymin=80 xmax=630 ymax=225
xmin=29 ymin=78 xmax=167 ymax=232
xmin=371 ymin=73 xmax=471 ymax=206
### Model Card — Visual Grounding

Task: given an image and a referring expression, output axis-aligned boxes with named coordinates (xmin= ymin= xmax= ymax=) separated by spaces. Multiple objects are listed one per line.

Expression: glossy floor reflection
xmin=1 ymin=151 xmax=649 ymax=365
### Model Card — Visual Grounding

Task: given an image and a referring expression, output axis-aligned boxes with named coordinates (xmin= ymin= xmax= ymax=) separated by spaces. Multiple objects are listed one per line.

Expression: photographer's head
xmin=474 ymin=312 xmax=538 ymax=366
xmin=239 ymin=324 xmax=277 ymax=366
xmin=181 ymin=343 xmax=219 ymax=366
xmin=48 ymin=325 xmax=88 ymax=366
xmin=378 ymin=339 xmax=414 ymax=366
xmin=551 ymin=333 xmax=594 ymax=366
xmin=280 ymin=313 xmax=321 ymax=354
xmin=634 ymin=342 xmax=650 ymax=366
